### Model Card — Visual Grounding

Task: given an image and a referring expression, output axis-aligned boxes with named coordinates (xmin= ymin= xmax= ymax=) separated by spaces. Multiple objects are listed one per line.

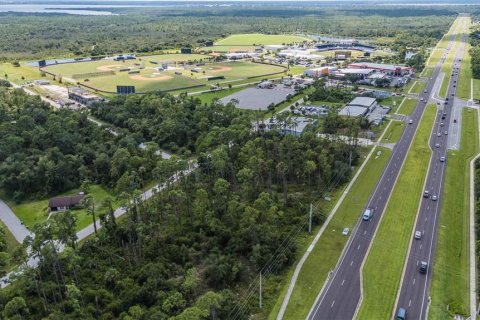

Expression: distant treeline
xmin=0 ymin=6 xmax=455 ymax=60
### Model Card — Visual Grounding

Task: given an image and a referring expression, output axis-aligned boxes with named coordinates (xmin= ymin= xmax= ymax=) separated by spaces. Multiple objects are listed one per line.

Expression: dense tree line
xmin=0 ymin=6 xmax=455 ymax=60
xmin=90 ymin=92 xmax=252 ymax=155
xmin=0 ymin=112 xmax=359 ymax=319
xmin=0 ymin=89 xmax=177 ymax=201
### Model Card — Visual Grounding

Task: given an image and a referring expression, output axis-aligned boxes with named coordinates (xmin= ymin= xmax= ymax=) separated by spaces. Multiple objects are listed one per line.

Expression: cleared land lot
xmin=272 ymin=147 xmax=392 ymax=319
xmin=216 ymin=33 xmax=311 ymax=45
xmin=357 ymin=104 xmax=436 ymax=319
xmin=429 ymin=107 xmax=478 ymax=319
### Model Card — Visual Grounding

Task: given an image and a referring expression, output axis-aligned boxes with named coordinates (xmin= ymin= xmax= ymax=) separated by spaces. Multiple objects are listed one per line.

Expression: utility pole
xmin=309 ymin=203 xmax=313 ymax=233
xmin=259 ymin=272 xmax=263 ymax=308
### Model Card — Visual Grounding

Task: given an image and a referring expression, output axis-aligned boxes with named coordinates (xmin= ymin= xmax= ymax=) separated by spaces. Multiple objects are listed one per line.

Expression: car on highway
xmin=397 ymin=307 xmax=407 ymax=320
xmin=408 ymin=119 xmax=413 ymax=124
xmin=440 ymin=156 xmax=446 ymax=162
xmin=437 ymin=132 xmax=441 ymax=137
xmin=444 ymin=130 xmax=448 ymax=135
xmin=362 ymin=208 xmax=374 ymax=221
xmin=424 ymin=89 xmax=427 ymax=93
xmin=419 ymin=261 xmax=428 ymax=274
xmin=414 ymin=231 xmax=422 ymax=240
xmin=440 ymin=122 xmax=444 ymax=126
xmin=435 ymin=143 xmax=440 ymax=148
xmin=432 ymin=195 xmax=438 ymax=201
xmin=423 ymin=190 xmax=430 ymax=198
xmin=454 ymin=119 xmax=457 ymax=123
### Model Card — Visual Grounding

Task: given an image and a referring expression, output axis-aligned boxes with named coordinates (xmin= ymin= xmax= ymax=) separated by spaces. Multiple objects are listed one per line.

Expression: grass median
xmin=429 ymin=107 xmax=478 ymax=318
xmin=271 ymin=146 xmax=392 ymax=319
xmin=357 ymin=103 xmax=436 ymax=319
xmin=410 ymin=81 xmax=426 ymax=94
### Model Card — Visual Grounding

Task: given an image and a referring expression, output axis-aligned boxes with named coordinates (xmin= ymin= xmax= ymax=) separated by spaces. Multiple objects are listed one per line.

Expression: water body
xmin=0 ymin=4 xmax=123 ymax=15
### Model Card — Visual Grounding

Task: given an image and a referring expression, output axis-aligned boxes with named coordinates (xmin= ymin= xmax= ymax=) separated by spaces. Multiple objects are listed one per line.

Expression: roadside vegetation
xmin=272 ymin=146 xmax=392 ymax=319
xmin=397 ymin=98 xmax=417 ymax=116
xmin=381 ymin=121 xmax=405 ymax=143
xmin=0 ymin=220 xmax=19 ymax=277
xmin=430 ymin=107 xmax=478 ymax=318
xmin=358 ymin=104 xmax=436 ymax=319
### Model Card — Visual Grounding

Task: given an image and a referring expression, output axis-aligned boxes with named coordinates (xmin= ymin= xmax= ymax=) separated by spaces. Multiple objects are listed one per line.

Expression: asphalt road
xmin=307 ymin=25 xmax=458 ymax=320
xmin=395 ymin=18 xmax=468 ymax=320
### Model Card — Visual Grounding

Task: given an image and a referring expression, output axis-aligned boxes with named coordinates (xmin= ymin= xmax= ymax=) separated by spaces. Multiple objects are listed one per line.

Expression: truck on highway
xmin=362 ymin=208 xmax=374 ymax=221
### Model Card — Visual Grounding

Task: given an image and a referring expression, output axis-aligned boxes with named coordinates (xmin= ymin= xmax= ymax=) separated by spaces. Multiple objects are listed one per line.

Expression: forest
xmin=0 ymin=86 xmax=360 ymax=319
xmin=0 ymin=6 xmax=456 ymax=60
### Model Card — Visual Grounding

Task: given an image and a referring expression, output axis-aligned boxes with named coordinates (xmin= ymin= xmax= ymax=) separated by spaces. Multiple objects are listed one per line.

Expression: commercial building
xmin=334 ymin=68 xmax=374 ymax=79
xmin=348 ymin=62 xmax=413 ymax=76
xmin=304 ymin=67 xmax=330 ymax=78
xmin=338 ymin=96 xmax=378 ymax=117
xmin=68 ymin=87 xmax=104 ymax=106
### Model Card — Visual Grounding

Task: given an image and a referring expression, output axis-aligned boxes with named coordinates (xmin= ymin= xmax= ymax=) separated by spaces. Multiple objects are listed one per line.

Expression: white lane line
xmin=409 ymin=299 xmax=412 ymax=307
xmin=420 ymin=244 xmax=422 ymax=250
xmin=364 ymin=230 xmax=367 ymax=235
xmin=331 ymin=300 xmax=335 ymax=308
xmin=350 ymin=260 xmax=354 ymax=266
xmin=341 ymin=279 xmax=345 ymax=286
xmin=357 ymin=245 xmax=361 ymax=250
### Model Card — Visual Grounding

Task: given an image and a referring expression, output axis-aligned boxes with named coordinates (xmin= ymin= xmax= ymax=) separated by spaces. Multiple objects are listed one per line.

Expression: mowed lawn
xmin=190 ymin=61 xmax=286 ymax=81
xmin=42 ymin=53 xmax=210 ymax=78
xmin=358 ymin=104 xmax=436 ymax=319
xmin=0 ymin=62 xmax=48 ymax=85
xmin=381 ymin=121 xmax=405 ymax=143
xmin=429 ymin=108 xmax=478 ymax=319
xmin=216 ymin=33 xmax=311 ymax=46
xmin=410 ymin=81 xmax=426 ymax=94
xmin=275 ymin=147 xmax=392 ymax=320
xmin=198 ymin=45 xmax=256 ymax=53
xmin=3 ymin=185 xmax=117 ymax=232
xmin=397 ymin=98 xmax=417 ymax=116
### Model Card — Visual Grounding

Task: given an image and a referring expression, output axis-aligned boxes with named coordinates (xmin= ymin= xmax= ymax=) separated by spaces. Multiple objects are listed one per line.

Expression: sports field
xmin=198 ymin=45 xmax=256 ymax=53
xmin=216 ymin=33 xmax=311 ymax=46
xmin=42 ymin=54 xmax=286 ymax=93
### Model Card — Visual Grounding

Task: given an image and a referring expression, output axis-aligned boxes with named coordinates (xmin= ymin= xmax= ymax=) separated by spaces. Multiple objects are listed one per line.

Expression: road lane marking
xmin=413 ymin=278 xmax=416 ymax=285
xmin=409 ymin=299 xmax=412 ymax=307
xmin=364 ymin=230 xmax=367 ymax=235
xmin=331 ymin=300 xmax=335 ymax=308
xmin=357 ymin=245 xmax=361 ymax=250
xmin=350 ymin=260 xmax=354 ymax=266
xmin=341 ymin=279 xmax=345 ymax=286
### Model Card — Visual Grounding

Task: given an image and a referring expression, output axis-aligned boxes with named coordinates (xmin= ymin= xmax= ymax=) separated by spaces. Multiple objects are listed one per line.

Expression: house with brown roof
xmin=48 ymin=194 xmax=85 ymax=212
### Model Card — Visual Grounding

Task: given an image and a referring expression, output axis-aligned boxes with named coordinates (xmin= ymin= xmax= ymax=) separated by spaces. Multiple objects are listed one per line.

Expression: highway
xmin=395 ymin=17 xmax=469 ymax=320
xmin=307 ymin=21 xmax=460 ymax=320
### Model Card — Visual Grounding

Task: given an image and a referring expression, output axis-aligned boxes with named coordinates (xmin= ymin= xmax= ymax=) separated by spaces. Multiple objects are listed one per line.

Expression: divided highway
xmin=307 ymin=23 xmax=459 ymax=320
xmin=395 ymin=17 xmax=469 ymax=320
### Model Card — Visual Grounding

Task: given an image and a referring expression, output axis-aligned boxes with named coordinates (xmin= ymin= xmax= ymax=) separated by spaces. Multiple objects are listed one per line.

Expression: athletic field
xmin=215 ymin=33 xmax=312 ymax=46
xmin=42 ymin=54 xmax=286 ymax=93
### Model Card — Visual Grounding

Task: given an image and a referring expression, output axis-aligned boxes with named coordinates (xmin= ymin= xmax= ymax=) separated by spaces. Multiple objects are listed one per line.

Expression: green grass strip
xmin=398 ymin=98 xmax=417 ymax=116
xmin=358 ymin=104 xmax=436 ymax=319
xmin=272 ymin=147 xmax=392 ymax=320
xmin=381 ymin=121 xmax=405 ymax=143
xmin=429 ymin=107 xmax=479 ymax=318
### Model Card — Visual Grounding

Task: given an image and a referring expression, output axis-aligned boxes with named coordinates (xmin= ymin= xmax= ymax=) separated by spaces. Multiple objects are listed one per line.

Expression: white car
xmin=414 ymin=231 xmax=422 ymax=240
xmin=440 ymin=156 xmax=446 ymax=162
xmin=432 ymin=195 xmax=438 ymax=201
xmin=408 ymin=119 xmax=413 ymax=124
xmin=435 ymin=143 xmax=440 ymax=148
xmin=342 ymin=228 xmax=350 ymax=236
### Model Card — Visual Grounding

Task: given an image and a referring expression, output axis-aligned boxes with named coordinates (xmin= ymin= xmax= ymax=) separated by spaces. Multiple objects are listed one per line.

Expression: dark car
xmin=419 ymin=261 xmax=428 ymax=273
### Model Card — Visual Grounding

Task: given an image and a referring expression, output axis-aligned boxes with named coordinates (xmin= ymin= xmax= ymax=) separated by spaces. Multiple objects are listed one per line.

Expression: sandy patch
xmin=129 ymin=75 xmax=172 ymax=81
xmin=210 ymin=66 xmax=232 ymax=73
xmin=96 ymin=64 xmax=124 ymax=72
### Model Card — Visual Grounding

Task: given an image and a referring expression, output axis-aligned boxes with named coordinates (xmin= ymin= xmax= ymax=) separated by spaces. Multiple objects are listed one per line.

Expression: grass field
xmin=457 ymin=41 xmax=472 ymax=100
xmin=197 ymin=45 xmax=256 ymax=53
xmin=381 ymin=121 xmax=405 ymax=143
xmin=0 ymin=61 xmax=51 ymax=85
xmin=194 ymin=87 xmax=244 ymax=104
xmin=429 ymin=107 xmax=478 ymax=319
xmin=397 ymin=98 xmax=417 ymax=116
xmin=216 ymin=34 xmax=311 ymax=46
xmin=358 ymin=104 xmax=436 ymax=319
xmin=1 ymin=185 xmax=117 ymax=232
xmin=274 ymin=147 xmax=392 ymax=320
xmin=410 ymin=81 xmax=426 ymax=94
xmin=43 ymin=57 xmax=286 ymax=93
